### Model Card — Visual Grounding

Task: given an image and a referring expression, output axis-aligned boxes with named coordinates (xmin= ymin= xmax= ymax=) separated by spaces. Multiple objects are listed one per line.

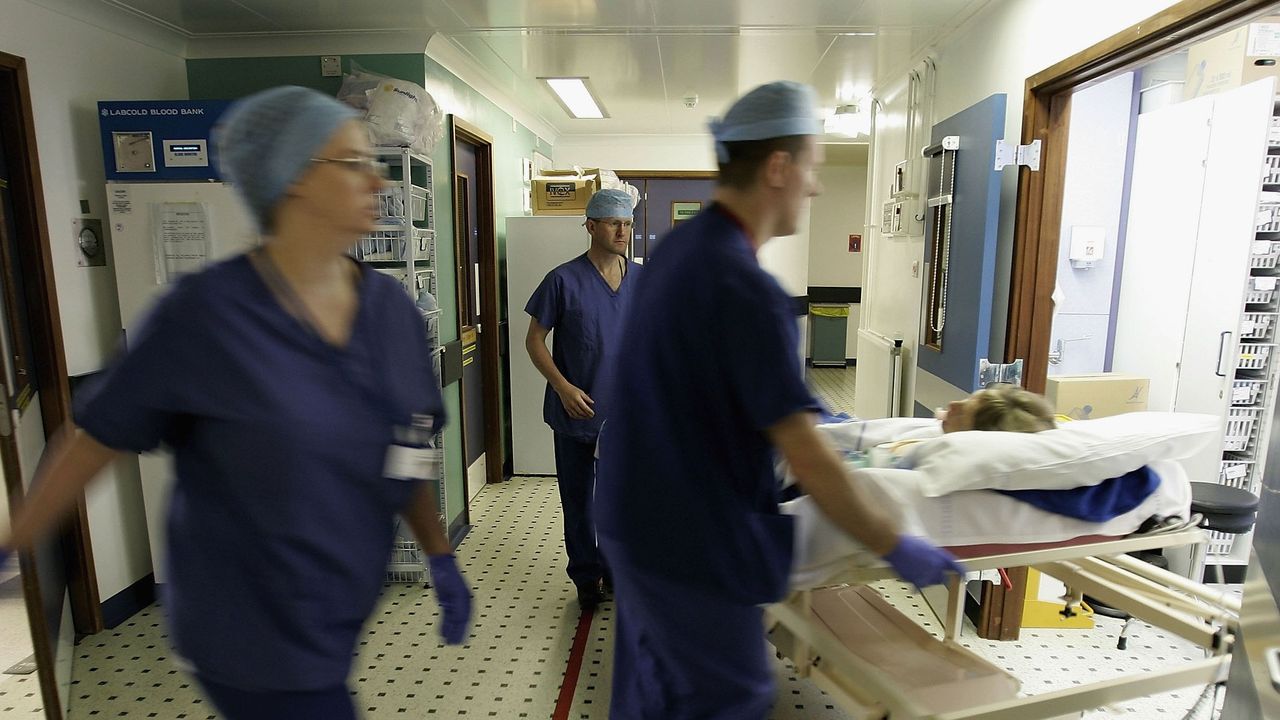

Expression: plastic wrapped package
xmin=337 ymin=61 xmax=445 ymax=155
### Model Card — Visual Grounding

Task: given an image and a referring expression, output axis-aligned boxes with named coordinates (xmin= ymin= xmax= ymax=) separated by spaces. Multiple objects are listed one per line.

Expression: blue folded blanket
xmin=996 ymin=466 xmax=1160 ymax=522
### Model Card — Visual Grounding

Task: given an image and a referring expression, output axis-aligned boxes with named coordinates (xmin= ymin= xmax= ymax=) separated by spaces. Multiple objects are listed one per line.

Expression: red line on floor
xmin=552 ymin=608 xmax=595 ymax=720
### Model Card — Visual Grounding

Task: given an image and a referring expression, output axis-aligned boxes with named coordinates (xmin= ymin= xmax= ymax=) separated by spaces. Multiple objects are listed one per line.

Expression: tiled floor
xmin=0 ymin=572 xmax=35 ymax=673
xmin=808 ymin=367 xmax=858 ymax=415
xmin=39 ymin=478 xmax=847 ymax=719
xmin=2 ymin=366 xmax=1230 ymax=718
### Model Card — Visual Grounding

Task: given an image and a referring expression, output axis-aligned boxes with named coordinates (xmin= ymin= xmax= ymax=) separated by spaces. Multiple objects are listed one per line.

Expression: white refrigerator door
xmin=106 ymin=182 xmax=258 ymax=330
xmin=104 ymin=182 xmax=257 ymax=583
xmin=505 ymin=216 xmax=591 ymax=476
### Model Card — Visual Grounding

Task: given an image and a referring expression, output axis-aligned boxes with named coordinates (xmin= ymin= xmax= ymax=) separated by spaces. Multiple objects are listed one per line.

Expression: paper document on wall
xmin=152 ymin=202 xmax=211 ymax=284
xmin=1248 ymin=23 xmax=1280 ymax=57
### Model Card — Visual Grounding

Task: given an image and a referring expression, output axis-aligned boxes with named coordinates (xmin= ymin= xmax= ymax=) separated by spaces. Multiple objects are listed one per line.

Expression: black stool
xmin=1189 ymin=481 xmax=1259 ymax=584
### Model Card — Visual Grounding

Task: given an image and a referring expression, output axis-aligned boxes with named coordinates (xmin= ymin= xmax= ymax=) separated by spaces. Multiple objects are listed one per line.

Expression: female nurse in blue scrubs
xmin=594 ymin=82 xmax=964 ymax=719
xmin=0 ymin=86 xmax=470 ymax=719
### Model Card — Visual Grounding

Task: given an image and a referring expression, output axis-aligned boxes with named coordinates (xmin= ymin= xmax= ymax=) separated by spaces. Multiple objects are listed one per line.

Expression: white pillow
xmin=904 ymin=411 xmax=1219 ymax=497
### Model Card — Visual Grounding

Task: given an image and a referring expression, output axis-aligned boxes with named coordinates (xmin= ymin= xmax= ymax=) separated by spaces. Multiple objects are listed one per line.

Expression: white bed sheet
xmin=782 ymin=459 xmax=1191 ymax=589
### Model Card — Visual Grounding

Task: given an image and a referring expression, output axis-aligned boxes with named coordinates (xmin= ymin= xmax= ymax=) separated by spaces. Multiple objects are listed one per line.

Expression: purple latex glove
xmin=882 ymin=535 xmax=964 ymax=590
xmin=428 ymin=554 xmax=472 ymax=644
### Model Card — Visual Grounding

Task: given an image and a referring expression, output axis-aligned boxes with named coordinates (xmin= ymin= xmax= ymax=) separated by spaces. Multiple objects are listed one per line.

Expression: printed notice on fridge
xmin=110 ymin=186 xmax=132 ymax=215
xmin=1248 ymin=23 xmax=1280 ymax=57
xmin=151 ymin=202 xmax=211 ymax=284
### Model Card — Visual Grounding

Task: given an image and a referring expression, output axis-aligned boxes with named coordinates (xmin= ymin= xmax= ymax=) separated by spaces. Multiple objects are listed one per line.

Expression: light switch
xmin=910 ymin=260 xmax=919 ymax=278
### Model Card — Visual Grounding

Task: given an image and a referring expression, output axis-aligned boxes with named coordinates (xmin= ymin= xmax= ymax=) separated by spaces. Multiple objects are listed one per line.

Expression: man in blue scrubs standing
xmin=525 ymin=189 xmax=640 ymax=610
xmin=595 ymin=82 xmax=964 ymax=719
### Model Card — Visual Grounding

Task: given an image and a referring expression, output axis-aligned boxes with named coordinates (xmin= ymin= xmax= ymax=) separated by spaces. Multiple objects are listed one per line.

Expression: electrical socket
xmin=320 ymin=56 xmax=342 ymax=77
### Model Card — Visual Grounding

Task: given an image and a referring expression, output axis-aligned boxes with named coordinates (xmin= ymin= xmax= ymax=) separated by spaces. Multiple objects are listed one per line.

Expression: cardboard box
xmin=1184 ymin=17 xmax=1280 ymax=99
xmin=531 ymin=169 xmax=602 ymax=216
xmin=1045 ymin=373 xmax=1149 ymax=421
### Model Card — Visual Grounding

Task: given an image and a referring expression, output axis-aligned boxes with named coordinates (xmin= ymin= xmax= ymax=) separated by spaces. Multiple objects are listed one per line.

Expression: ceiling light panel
xmin=541 ymin=77 xmax=608 ymax=119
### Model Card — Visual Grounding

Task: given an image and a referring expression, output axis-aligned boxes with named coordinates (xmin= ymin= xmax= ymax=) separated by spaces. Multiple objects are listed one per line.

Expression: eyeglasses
xmin=591 ymin=219 xmax=634 ymax=231
xmin=310 ymin=156 xmax=391 ymax=179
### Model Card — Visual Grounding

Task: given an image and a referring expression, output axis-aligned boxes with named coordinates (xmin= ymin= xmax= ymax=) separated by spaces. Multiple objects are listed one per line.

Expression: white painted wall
xmin=553 ymin=134 xmax=717 ymax=172
xmin=1 ymin=0 xmax=189 ymax=601
xmin=808 ymin=162 xmax=867 ymax=358
xmin=861 ymin=0 xmax=1182 ymax=413
xmin=862 ymin=77 xmax=926 ymax=413
xmin=931 ymin=0 xmax=1183 ymax=366
xmin=809 ymin=163 xmax=867 ymax=288
xmin=1049 ymin=72 xmax=1135 ymax=376
xmin=759 ymin=209 xmax=812 ymax=368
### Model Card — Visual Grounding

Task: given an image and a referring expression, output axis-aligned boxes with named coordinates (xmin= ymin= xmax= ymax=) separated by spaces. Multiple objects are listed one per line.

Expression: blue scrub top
xmin=75 ymin=255 xmax=444 ymax=692
xmin=525 ymin=253 xmax=641 ymax=442
xmin=595 ymin=205 xmax=819 ymax=605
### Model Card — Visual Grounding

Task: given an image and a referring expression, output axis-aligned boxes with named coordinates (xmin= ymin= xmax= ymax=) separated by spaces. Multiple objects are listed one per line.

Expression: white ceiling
xmin=94 ymin=0 xmax=993 ymax=135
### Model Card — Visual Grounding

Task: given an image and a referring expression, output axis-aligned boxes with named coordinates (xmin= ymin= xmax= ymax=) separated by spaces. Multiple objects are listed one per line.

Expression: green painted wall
xmin=188 ymin=54 xmax=549 ymax=532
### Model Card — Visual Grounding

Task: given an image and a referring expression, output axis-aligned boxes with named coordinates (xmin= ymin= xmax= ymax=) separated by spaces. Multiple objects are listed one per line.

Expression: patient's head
xmin=939 ymin=384 xmax=1056 ymax=434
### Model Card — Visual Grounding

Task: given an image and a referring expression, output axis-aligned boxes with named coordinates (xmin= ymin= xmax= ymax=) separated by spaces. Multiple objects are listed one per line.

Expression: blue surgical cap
xmin=585 ymin=188 xmax=634 ymax=219
xmin=708 ymin=81 xmax=822 ymax=163
xmin=214 ymin=86 xmax=359 ymax=230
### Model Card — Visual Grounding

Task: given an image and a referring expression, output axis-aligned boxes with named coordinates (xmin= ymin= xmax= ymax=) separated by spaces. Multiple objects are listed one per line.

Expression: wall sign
xmin=671 ymin=201 xmax=702 ymax=225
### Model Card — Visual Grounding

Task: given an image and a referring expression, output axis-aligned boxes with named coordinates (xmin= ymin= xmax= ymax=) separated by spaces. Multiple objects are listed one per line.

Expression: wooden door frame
xmin=449 ymin=116 xmax=504 ymax=489
xmin=0 ymin=49 xmax=101 ymax=718
xmin=1008 ymin=0 xmax=1278 ymax=393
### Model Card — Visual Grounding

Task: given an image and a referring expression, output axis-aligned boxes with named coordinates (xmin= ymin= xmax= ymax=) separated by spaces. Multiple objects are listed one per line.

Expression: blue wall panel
xmin=917 ymin=94 xmax=1006 ymax=393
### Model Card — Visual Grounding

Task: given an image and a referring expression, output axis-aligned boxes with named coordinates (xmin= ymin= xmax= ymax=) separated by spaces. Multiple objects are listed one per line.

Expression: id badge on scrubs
xmin=384 ymin=414 xmax=442 ymax=482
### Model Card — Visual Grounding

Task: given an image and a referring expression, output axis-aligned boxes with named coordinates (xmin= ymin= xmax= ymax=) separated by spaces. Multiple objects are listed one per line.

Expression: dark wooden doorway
xmin=0 ymin=49 xmax=101 ymax=719
xmin=1008 ymin=0 xmax=1278 ymax=393
xmin=449 ymin=117 xmax=503 ymax=511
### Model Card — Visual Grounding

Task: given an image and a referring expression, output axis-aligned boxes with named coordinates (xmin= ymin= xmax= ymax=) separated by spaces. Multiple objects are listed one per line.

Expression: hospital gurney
xmin=767 ymin=413 xmax=1237 ymax=718
xmin=768 ymin=519 xmax=1238 ymax=719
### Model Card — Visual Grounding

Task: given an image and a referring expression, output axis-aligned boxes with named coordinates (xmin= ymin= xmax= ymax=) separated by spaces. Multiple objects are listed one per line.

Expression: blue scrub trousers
xmin=553 ymin=433 xmax=605 ymax=590
xmin=601 ymin=538 xmax=774 ymax=720
xmin=196 ymin=675 xmax=357 ymax=720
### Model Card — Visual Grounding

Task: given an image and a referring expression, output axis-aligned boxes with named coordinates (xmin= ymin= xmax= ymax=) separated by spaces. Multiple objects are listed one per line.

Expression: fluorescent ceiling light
xmin=824 ymin=104 xmax=870 ymax=138
xmin=540 ymin=77 xmax=607 ymax=119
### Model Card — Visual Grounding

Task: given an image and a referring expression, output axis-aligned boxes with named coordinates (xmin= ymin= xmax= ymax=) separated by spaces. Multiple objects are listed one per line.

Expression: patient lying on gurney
xmin=783 ymin=386 xmax=1213 ymax=589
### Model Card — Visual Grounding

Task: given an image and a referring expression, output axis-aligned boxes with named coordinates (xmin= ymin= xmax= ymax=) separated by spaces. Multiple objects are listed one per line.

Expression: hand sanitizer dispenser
xmin=1069 ymin=226 xmax=1106 ymax=269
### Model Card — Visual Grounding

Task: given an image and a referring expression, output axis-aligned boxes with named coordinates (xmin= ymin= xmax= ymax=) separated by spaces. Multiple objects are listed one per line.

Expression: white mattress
xmin=781 ymin=459 xmax=1192 ymax=589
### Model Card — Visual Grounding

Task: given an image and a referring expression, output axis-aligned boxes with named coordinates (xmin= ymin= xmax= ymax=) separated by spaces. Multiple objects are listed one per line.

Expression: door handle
xmin=1215 ymin=331 xmax=1232 ymax=377
xmin=1267 ymin=646 xmax=1280 ymax=693
xmin=0 ymin=382 xmax=10 ymax=437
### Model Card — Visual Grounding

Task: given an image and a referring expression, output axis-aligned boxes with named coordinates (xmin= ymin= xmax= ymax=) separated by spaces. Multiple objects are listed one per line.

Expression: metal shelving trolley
xmin=361 ymin=147 xmax=446 ymax=583
xmin=1209 ymin=95 xmax=1280 ymax=567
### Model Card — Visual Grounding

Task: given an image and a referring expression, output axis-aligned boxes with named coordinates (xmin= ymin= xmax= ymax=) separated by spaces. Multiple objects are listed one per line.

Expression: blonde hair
xmin=969 ymin=384 xmax=1056 ymax=433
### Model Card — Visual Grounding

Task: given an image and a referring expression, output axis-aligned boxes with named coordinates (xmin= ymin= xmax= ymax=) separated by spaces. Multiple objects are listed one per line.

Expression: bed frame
xmin=767 ymin=525 xmax=1237 ymax=719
